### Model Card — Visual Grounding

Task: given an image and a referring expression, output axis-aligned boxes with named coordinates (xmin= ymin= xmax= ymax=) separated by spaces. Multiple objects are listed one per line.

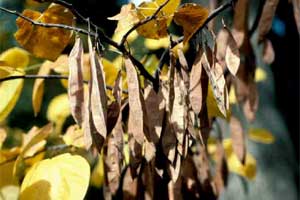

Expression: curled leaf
xmin=68 ymin=37 xmax=85 ymax=126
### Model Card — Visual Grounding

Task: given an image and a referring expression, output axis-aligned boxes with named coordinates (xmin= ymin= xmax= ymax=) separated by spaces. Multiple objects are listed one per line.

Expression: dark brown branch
xmin=0 ymin=6 xmax=155 ymax=87
xmin=120 ymin=0 xmax=170 ymax=46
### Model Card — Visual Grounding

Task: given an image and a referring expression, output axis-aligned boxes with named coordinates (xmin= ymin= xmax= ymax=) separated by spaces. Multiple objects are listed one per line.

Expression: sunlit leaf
xmin=20 ymin=153 xmax=90 ymax=200
xmin=88 ymin=36 xmax=107 ymax=152
xmin=248 ymin=128 xmax=275 ymax=144
xmin=224 ymin=25 xmax=240 ymax=76
xmin=108 ymin=3 xmax=139 ymax=33
xmin=174 ymin=3 xmax=209 ymax=44
xmin=32 ymin=61 xmax=51 ymax=116
xmin=124 ymin=57 xmax=144 ymax=173
xmin=15 ymin=4 xmax=74 ymax=60
xmin=0 ymin=70 xmax=24 ymax=122
xmin=68 ymin=37 xmax=85 ymax=126
xmin=63 ymin=125 xmax=85 ymax=148
xmin=0 ymin=47 xmax=29 ymax=69
xmin=136 ymin=0 xmax=180 ymax=39
xmin=14 ymin=124 xmax=53 ymax=181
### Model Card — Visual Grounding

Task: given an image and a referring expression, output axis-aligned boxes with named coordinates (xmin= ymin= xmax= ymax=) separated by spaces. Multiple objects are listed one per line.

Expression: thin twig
xmin=120 ymin=0 xmax=170 ymax=46
xmin=0 ymin=74 xmax=129 ymax=94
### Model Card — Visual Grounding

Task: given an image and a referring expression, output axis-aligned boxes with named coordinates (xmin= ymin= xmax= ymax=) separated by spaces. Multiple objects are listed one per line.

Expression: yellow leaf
xmin=0 ymin=161 xmax=17 ymax=188
xmin=144 ymin=37 xmax=170 ymax=50
xmin=14 ymin=124 xmax=53 ymax=181
xmin=108 ymin=3 xmax=139 ymax=33
xmin=255 ymin=67 xmax=267 ymax=82
xmin=208 ymin=138 xmax=256 ymax=180
xmin=229 ymin=85 xmax=237 ymax=104
xmin=47 ymin=93 xmax=70 ymax=133
xmin=0 ymin=48 xmax=29 ymax=69
xmin=248 ymin=128 xmax=275 ymax=144
xmin=223 ymin=139 xmax=256 ymax=180
xmin=20 ymin=153 xmax=90 ymax=200
xmin=206 ymin=83 xmax=230 ymax=119
xmin=136 ymin=0 xmax=180 ymax=39
xmin=174 ymin=3 xmax=209 ymax=44
xmin=0 ymin=71 xmax=24 ymax=122
xmin=63 ymin=125 xmax=85 ymax=148
xmin=14 ymin=4 xmax=74 ymax=61
xmin=90 ymin=155 xmax=104 ymax=188
xmin=32 ymin=61 xmax=51 ymax=116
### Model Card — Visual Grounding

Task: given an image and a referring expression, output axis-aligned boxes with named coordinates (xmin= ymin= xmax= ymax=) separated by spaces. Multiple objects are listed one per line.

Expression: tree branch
xmin=0 ymin=6 xmax=156 ymax=87
xmin=0 ymin=74 xmax=130 ymax=94
xmin=120 ymin=0 xmax=170 ymax=46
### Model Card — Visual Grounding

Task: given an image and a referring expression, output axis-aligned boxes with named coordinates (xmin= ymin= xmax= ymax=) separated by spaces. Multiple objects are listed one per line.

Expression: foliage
xmin=0 ymin=0 xmax=297 ymax=199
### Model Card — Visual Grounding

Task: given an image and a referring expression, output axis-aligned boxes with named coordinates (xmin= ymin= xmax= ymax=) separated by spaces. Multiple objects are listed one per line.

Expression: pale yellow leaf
xmin=0 ymin=71 xmax=24 ymax=122
xmin=0 ymin=47 xmax=29 ymax=69
xmin=20 ymin=153 xmax=90 ymax=200
xmin=32 ymin=61 xmax=51 ymax=116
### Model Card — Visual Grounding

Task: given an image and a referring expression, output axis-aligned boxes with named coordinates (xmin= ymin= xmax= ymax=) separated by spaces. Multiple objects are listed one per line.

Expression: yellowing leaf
xmin=248 ymin=128 xmax=275 ymax=144
xmin=63 ymin=125 xmax=85 ymax=148
xmin=174 ymin=3 xmax=209 ymax=44
xmin=0 ymin=161 xmax=17 ymax=188
xmin=0 ymin=47 xmax=29 ymax=69
xmin=47 ymin=93 xmax=70 ymax=133
xmin=15 ymin=4 xmax=74 ymax=60
xmin=32 ymin=61 xmax=51 ymax=116
xmin=223 ymin=139 xmax=256 ymax=180
xmin=108 ymin=3 xmax=139 ymax=33
xmin=20 ymin=153 xmax=90 ymax=200
xmin=0 ymin=71 xmax=24 ymax=122
xmin=144 ymin=37 xmax=170 ymax=50
xmin=208 ymin=138 xmax=256 ymax=180
xmin=14 ymin=124 xmax=53 ymax=181
xmin=136 ymin=0 xmax=180 ymax=39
